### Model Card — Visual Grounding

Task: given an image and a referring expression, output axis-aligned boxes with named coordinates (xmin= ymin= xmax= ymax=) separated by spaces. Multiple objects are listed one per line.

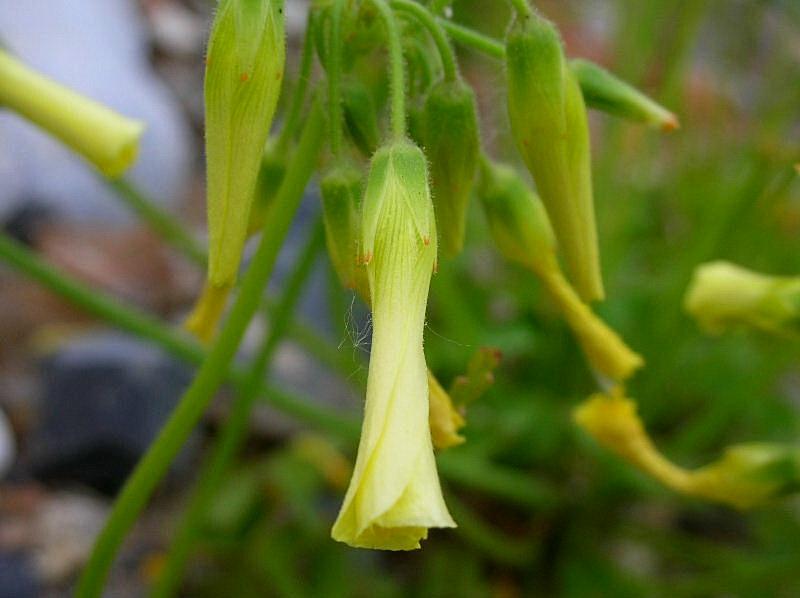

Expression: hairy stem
xmin=369 ymin=0 xmax=407 ymax=140
xmin=392 ymin=0 xmax=458 ymax=82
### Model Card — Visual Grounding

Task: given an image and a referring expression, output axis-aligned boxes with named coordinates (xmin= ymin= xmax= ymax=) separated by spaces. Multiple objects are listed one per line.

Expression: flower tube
xmin=0 ymin=49 xmax=143 ymax=177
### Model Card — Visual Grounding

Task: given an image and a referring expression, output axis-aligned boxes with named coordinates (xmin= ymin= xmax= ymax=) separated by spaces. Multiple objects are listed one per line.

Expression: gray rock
xmin=0 ymin=552 xmax=39 ymax=598
xmin=28 ymin=332 xmax=194 ymax=495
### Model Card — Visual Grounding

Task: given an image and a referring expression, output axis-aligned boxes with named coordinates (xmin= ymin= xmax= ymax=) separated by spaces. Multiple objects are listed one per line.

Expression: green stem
xmin=327 ymin=0 xmax=346 ymax=156
xmin=106 ymin=178 xmax=207 ymax=267
xmin=508 ymin=0 xmax=533 ymax=19
xmin=392 ymin=0 xmax=458 ymax=82
xmin=275 ymin=11 xmax=316 ymax=155
xmin=438 ymin=18 xmax=505 ymax=59
xmin=437 ymin=450 xmax=557 ymax=510
xmin=75 ymin=99 xmax=325 ymax=598
xmin=369 ymin=0 xmax=407 ymax=140
xmin=153 ymin=219 xmax=326 ymax=597
xmin=428 ymin=0 xmax=454 ymax=15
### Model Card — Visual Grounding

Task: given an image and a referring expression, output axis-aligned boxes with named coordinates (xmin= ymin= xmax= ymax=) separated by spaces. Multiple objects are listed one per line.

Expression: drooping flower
xmin=575 ymin=392 xmax=800 ymax=510
xmin=478 ymin=159 xmax=642 ymax=382
xmin=331 ymin=140 xmax=455 ymax=550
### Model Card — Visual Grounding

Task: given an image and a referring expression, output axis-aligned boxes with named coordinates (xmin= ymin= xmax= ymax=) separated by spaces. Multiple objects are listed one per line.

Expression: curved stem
xmin=369 ymin=0 xmax=407 ymax=140
xmin=392 ymin=0 xmax=457 ymax=82
xmin=428 ymin=0 xmax=454 ymax=15
xmin=508 ymin=0 xmax=533 ymax=19
xmin=327 ymin=0 xmax=346 ymax=155
xmin=75 ymin=99 xmax=325 ymax=598
xmin=275 ymin=12 xmax=316 ymax=154
xmin=153 ymin=219 xmax=325 ymax=597
xmin=437 ymin=18 xmax=505 ymax=59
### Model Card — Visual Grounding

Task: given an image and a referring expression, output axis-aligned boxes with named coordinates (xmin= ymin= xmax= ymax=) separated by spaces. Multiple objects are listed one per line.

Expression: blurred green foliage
xmin=180 ymin=0 xmax=800 ymax=595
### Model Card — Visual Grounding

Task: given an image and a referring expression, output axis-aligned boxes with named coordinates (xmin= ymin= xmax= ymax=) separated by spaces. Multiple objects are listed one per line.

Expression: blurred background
xmin=1 ymin=0 xmax=799 ymax=596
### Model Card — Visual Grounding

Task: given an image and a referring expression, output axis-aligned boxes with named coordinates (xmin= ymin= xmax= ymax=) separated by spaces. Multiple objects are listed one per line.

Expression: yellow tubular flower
xmin=332 ymin=141 xmax=455 ymax=550
xmin=187 ymin=0 xmax=286 ymax=341
xmin=0 ymin=49 xmax=143 ymax=177
xmin=540 ymin=270 xmax=643 ymax=382
xmin=684 ymin=261 xmax=800 ymax=336
xmin=575 ymin=392 xmax=800 ymax=510
xmin=574 ymin=392 xmax=693 ymax=494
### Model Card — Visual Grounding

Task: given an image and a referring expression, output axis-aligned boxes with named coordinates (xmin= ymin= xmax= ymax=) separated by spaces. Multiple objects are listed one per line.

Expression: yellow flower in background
xmin=0 ymin=49 xmax=143 ymax=177
xmin=331 ymin=141 xmax=455 ymax=550
xmin=186 ymin=0 xmax=286 ymax=341
xmin=574 ymin=392 xmax=800 ymax=510
xmin=573 ymin=392 xmax=692 ymax=493
xmin=684 ymin=261 xmax=800 ymax=336
xmin=427 ymin=371 xmax=466 ymax=450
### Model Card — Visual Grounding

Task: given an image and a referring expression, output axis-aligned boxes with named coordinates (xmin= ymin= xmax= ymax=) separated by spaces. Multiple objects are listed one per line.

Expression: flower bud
xmin=342 ymin=79 xmax=380 ymax=157
xmin=449 ymin=347 xmax=502 ymax=406
xmin=684 ymin=261 xmax=800 ymax=336
xmin=423 ymin=79 xmax=480 ymax=257
xmin=187 ymin=0 xmax=286 ymax=340
xmin=689 ymin=443 xmax=800 ymax=510
xmin=506 ymin=12 xmax=604 ymax=301
xmin=570 ymin=59 xmax=679 ymax=131
xmin=0 ymin=49 xmax=143 ymax=177
xmin=320 ymin=162 xmax=370 ymax=302
xmin=478 ymin=160 xmax=641 ymax=381
xmin=427 ymin=371 xmax=466 ymax=450
xmin=332 ymin=141 xmax=455 ymax=550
